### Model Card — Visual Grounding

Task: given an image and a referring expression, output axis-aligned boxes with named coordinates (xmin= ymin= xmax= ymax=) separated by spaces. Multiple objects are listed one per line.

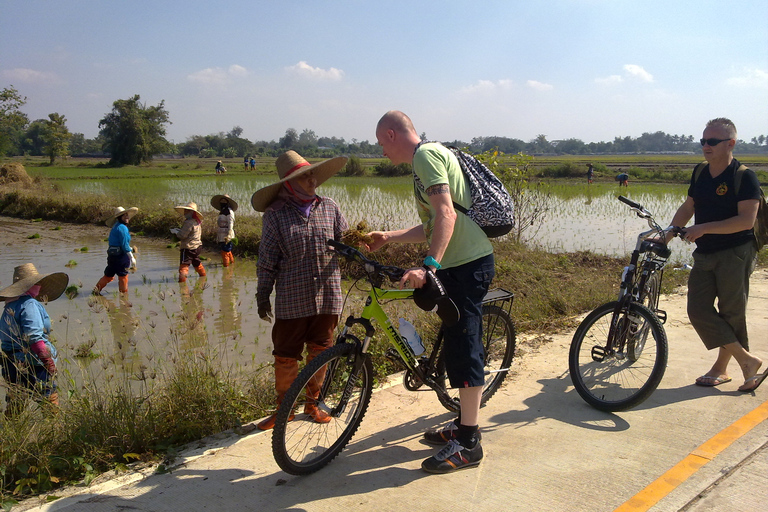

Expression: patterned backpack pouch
xmin=446 ymin=146 xmax=515 ymax=238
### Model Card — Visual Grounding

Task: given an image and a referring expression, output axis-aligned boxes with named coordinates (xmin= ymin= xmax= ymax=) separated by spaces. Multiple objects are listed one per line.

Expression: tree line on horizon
xmin=2 ymin=86 xmax=767 ymax=166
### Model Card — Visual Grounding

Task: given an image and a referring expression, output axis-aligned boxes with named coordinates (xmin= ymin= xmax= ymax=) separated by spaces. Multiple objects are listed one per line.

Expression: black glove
xmin=258 ymin=304 xmax=273 ymax=323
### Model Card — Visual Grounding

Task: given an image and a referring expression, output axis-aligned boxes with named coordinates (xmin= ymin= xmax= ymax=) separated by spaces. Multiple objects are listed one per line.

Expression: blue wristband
xmin=424 ymin=256 xmax=441 ymax=270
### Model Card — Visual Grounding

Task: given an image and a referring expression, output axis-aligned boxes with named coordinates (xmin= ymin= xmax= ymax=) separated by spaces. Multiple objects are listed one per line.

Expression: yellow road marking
xmin=614 ymin=399 xmax=768 ymax=511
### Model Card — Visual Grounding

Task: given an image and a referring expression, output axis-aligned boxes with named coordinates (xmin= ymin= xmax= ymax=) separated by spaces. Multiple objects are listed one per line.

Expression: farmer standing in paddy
xmin=93 ymin=206 xmax=138 ymax=295
xmin=172 ymin=202 xmax=207 ymax=283
xmin=252 ymin=150 xmax=348 ymax=430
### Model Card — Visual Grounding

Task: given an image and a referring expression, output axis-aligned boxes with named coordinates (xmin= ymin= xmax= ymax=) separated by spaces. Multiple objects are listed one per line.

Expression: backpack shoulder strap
xmin=733 ymin=164 xmax=748 ymax=196
xmin=693 ymin=161 xmax=708 ymax=183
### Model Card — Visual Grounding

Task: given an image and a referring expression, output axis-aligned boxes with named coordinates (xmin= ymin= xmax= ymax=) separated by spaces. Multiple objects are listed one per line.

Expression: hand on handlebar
xmin=399 ymin=267 xmax=428 ymax=289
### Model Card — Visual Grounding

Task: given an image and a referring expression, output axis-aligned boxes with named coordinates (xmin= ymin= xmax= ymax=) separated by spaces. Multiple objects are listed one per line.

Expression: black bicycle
xmin=271 ymin=240 xmax=516 ymax=475
xmin=569 ymin=196 xmax=684 ymax=411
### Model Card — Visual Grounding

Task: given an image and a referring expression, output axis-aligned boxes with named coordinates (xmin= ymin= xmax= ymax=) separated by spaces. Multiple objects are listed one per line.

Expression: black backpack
xmin=693 ymin=161 xmax=768 ymax=250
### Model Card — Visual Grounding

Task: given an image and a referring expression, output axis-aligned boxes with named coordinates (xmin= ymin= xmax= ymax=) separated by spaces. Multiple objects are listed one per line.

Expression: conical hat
xmin=175 ymin=201 xmax=203 ymax=220
xmin=105 ymin=206 xmax=139 ymax=227
xmin=0 ymin=263 xmax=69 ymax=302
xmin=251 ymin=151 xmax=347 ymax=212
xmin=211 ymin=194 xmax=239 ymax=212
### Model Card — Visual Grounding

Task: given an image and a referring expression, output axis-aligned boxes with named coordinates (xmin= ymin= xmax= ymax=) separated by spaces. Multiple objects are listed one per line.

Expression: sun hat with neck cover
xmin=250 ymin=151 xmax=347 ymax=212
xmin=0 ymin=263 xmax=69 ymax=301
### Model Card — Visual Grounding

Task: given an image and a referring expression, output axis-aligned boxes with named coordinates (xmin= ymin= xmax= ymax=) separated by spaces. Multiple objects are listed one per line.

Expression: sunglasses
xmin=700 ymin=138 xmax=731 ymax=147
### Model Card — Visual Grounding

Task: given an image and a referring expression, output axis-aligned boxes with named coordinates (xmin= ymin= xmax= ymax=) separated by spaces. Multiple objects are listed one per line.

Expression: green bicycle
xmin=271 ymin=240 xmax=516 ymax=475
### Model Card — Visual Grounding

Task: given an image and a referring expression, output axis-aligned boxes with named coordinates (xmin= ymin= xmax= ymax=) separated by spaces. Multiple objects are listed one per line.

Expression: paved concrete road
xmin=18 ymin=271 xmax=768 ymax=512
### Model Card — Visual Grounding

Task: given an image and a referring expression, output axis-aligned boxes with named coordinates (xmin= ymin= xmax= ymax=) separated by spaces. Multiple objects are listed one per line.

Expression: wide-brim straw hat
xmin=105 ymin=206 xmax=139 ymax=227
xmin=175 ymin=201 xmax=203 ymax=220
xmin=211 ymin=194 xmax=239 ymax=212
xmin=251 ymin=151 xmax=348 ymax=212
xmin=0 ymin=263 xmax=69 ymax=302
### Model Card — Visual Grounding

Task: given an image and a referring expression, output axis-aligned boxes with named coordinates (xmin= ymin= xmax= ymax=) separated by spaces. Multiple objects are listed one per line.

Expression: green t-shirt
xmin=412 ymin=143 xmax=493 ymax=268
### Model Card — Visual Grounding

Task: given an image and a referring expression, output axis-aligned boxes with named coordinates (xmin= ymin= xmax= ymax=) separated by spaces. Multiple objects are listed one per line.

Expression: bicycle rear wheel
xmin=272 ymin=341 xmax=373 ymax=475
xmin=435 ymin=304 xmax=516 ymax=412
xmin=569 ymin=301 xmax=667 ymax=412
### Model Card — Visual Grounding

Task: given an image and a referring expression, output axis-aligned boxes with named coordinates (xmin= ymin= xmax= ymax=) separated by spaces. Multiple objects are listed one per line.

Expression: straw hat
xmin=105 ymin=206 xmax=139 ymax=227
xmin=211 ymin=194 xmax=239 ymax=212
xmin=0 ymin=263 xmax=69 ymax=301
xmin=175 ymin=201 xmax=203 ymax=220
xmin=250 ymin=151 xmax=348 ymax=212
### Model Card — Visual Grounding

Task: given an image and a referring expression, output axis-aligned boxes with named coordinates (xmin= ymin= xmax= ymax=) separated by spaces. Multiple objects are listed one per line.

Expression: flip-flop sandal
xmin=695 ymin=375 xmax=732 ymax=387
xmin=739 ymin=370 xmax=768 ymax=392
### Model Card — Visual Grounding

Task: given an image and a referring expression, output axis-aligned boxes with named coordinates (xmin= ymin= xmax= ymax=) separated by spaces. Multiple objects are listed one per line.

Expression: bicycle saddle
xmin=413 ymin=269 xmax=460 ymax=327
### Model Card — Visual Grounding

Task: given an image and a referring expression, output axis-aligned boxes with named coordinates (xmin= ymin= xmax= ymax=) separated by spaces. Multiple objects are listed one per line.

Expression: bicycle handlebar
xmin=617 ymin=195 xmax=641 ymax=210
xmin=617 ymin=196 xmax=687 ymax=242
xmin=326 ymin=240 xmax=406 ymax=283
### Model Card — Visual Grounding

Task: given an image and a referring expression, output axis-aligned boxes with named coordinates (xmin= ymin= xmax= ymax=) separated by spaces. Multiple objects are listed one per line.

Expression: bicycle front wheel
xmin=435 ymin=304 xmax=516 ymax=413
xmin=272 ymin=341 xmax=373 ymax=475
xmin=569 ymin=301 xmax=667 ymax=412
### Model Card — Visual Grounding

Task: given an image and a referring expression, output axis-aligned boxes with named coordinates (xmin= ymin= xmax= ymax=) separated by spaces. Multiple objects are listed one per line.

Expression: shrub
xmin=373 ymin=161 xmax=411 ymax=177
xmin=341 ymin=156 xmax=365 ymax=176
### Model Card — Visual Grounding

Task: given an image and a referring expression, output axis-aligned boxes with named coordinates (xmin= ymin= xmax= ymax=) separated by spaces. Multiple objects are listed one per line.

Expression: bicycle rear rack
xmin=483 ymin=288 xmax=514 ymax=318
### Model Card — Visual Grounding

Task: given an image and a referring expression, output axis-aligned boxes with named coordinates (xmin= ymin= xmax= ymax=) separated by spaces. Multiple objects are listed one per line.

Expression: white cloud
xmin=623 ymin=64 xmax=654 ymax=82
xmin=2 ymin=68 xmax=60 ymax=84
xmin=527 ymin=80 xmax=553 ymax=91
xmin=187 ymin=64 xmax=249 ymax=85
xmin=595 ymin=74 xmax=623 ymax=85
xmin=286 ymin=61 xmax=344 ymax=81
xmin=726 ymin=68 xmax=768 ymax=88
xmin=595 ymin=65 xmax=653 ymax=85
xmin=459 ymin=79 xmax=514 ymax=94
xmin=228 ymin=64 xmax=247 ymax=77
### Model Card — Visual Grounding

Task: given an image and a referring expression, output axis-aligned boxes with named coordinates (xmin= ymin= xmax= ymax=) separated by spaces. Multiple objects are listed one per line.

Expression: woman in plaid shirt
xmin=251 ymin=151 xmax=348 ymax=430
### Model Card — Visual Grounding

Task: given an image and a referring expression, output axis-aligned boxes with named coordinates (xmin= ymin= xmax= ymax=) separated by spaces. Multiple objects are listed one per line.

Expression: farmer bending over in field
xmin=1 ymin=264 xmax=68 ymax=416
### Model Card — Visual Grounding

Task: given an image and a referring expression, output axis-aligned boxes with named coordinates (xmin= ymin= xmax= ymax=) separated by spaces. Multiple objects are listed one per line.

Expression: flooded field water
xmin=0 ymin=217 xmax=273 ymax=403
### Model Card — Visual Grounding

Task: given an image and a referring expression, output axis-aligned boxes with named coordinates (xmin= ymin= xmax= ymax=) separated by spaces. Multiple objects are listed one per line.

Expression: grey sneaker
xmin=421 ymin=439 xmax=483 ymax=474
xmin=423 ymin=420 xmax=481 ymax=446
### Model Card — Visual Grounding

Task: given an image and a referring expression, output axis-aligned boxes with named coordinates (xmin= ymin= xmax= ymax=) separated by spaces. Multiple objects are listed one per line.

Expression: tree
xmin=20 ymin=119 xmax=47 ymax=156
xmin=0 ymin=86 xmax=29 ymax=156
xmin=279 ymin=128 xmax=298 ymax=149
xmin=298 ymin=129 xmax=317 ymax=148
xmin=98 ymin=94 xmax=171 ymax=166
xmin=42 ymin=113 xmax=71 ymax=164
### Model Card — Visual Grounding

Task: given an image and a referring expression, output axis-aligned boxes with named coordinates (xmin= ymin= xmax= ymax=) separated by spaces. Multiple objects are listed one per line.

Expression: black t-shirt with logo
xmin=687 ymin=158 xmax=760 ymax=254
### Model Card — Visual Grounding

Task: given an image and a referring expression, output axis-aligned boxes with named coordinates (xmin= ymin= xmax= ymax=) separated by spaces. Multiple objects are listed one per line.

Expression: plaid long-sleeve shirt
xmin=257 ymin=197 xmax=348 ymax=319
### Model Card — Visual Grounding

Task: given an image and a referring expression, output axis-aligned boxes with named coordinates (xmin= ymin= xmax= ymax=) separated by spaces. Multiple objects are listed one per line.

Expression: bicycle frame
xmin=340 ymin=286 xmax=421 ymax=371
xmin=600 ymin=197 xmax=677 ymax=358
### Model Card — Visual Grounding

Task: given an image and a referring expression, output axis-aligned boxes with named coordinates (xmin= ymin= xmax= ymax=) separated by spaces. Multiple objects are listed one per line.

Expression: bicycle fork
xmin=591 ymin=303 xmax=642 ymax=362
xmin=324 ymin=319 xmax=375 ymax=416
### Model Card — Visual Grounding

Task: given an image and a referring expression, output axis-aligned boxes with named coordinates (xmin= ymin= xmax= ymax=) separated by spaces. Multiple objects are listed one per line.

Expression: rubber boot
xmin=93 ymin=275 xmax=113 ymax=295
xmin=304 ymin=344 xmax=332 ymax=423
xmin=179 ymin=264 xmax=189 ymax=283
xmin=221 ymin=251 xmax=230 ymax=267
xmin=227 ymin=252 xmax=234 ymax=265
xmin=195 ymin=264 xmax=206 ymax=277
xmin=118 ymin=275 xmax=129 ymax=293
xmin=257 ymin=357 xmax=298 ymax=430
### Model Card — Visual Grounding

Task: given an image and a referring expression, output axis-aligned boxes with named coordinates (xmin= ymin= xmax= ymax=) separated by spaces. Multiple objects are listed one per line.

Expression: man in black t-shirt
xmin=668 ymin=117 xmax=767 ymax=392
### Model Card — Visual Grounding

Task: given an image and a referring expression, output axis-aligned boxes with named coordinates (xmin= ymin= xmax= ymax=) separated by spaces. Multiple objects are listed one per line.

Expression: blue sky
xmin=2 ymin=0 xmax=767 ymax=145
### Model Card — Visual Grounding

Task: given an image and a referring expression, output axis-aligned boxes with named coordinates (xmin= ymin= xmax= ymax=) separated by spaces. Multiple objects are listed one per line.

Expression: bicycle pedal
xmin=591 ymin=345 xmax=606 ymax=362
xmin=655 ymin=309 xmax=667 ymax=324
